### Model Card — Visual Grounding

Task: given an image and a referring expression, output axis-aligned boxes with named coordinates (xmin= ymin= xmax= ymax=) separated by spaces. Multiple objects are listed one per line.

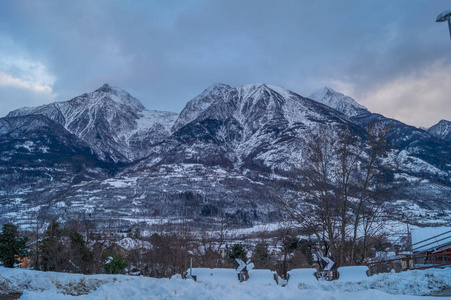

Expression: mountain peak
xmin=206 ymin=83 xmax=231 ymax=90
xmin=309 ymin=87 xmax=368 ymax=117
xmin=94 ymin=83 xmax=121 ymax=93
xmin=90 ymin=84 xmax=145 ymax=111
xmin=201 ymin=83 xmax=232 ymax=98
xmin=6 ymin=84 xmax=176 ymax=162
xmin=428 ymin=119 xmax=451 ymax=142
xmin=100 ymin=83 xmax=112 ymax=89
xmin=235 ymin=83 xmax=296 ymax=101
xmin=239 ymin=83 xmax=267 ymax=91
xmin=172 ymin=83 xmax=232 ymax=132
xmin=94 ymin=83 xmax=124 ymax=95
xmin=311 ymin=87 xmax=345 ymax=101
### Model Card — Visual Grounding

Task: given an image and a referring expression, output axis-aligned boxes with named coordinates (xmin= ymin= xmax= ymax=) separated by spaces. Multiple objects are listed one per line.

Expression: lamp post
xmin=436 ymin=10 xmax=451 ymax=40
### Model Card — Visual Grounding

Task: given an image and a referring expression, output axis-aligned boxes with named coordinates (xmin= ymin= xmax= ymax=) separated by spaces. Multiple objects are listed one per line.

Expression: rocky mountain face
xmin=1 ymin=83 xmax=450 ymax=230
xmin=0 ymin=114 xmax=117 ymax=212
xmin=428 ymin=120 xmax=451 ymax=142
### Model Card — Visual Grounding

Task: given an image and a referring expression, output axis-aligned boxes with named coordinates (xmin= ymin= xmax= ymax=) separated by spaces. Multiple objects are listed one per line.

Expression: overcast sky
xmin=0 ymin=0 xmax=450 ymax=128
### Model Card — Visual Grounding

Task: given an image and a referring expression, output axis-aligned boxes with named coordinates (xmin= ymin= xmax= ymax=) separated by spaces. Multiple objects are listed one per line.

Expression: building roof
xmin=411 ymin=227 xmax=451 ymax=253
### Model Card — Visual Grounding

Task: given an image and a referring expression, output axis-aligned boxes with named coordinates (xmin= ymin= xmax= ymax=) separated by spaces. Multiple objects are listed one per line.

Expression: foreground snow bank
xmin=1 ymin=267 xmax=450 ymax=299
xmin=336 ymin=266 xmax=369 ymax=281
xmin=300 ymin=268 xmax=451 ymax=297
xmin=0 ymin=267 xmax=118 ymax=296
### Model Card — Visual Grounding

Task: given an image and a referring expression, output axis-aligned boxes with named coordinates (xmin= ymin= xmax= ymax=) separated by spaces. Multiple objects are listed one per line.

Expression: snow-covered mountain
xmin=428 ymin=120 xmax=451 ymax=142
xmin=309 ymin=87 xmax=369 ymax=117
xmin=7 ymin=84 xmax=178 ymax=162
xmin=1 ymin=83 xmax=450 ymax=230
xmin=143 ymin=83 xmax=350 ymax=173
xmin=306 ymin=86 xmax=450 ymax=186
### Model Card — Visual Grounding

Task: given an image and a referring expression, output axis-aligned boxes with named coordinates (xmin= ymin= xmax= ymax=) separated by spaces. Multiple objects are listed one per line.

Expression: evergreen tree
xmin=104 ymin=252 xmax=129 ymax=274
xmin=40 ymin=219 xmax=65 ymax=271
xmin=228 ymin=244 xmax=247 ymax=261
xmin=0 ymin=223 xmax=29 ymax=268
xmin=69 ymin=231 xmax=94 ymax=274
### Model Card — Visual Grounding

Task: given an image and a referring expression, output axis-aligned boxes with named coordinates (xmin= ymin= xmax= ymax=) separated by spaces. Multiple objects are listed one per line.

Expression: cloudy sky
xmin=0 ymin=0 xmax=450 ymax=128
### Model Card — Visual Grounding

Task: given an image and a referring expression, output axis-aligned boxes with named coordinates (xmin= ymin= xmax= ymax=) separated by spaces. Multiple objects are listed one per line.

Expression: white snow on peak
xmin=265 ymin=84 xmax=297 ymax=99
xmin=199 ymin=83 xmax=232 ymax=101
xmin=6 ymin=84 xmax=178 ymax=161
xmin=309 ymin=87 xmax=368 ymax=117
xmin=9 ymin=84 xmax=146 ymax=118
xmin=428 ymin=119 xmax=451 ymax=141
xmin=238 ymin=83 xmax=266 ymax=91
xmin=236 ymin=83 xmax=267 ymax=101
xmin=205 ymin=83 xmax=232 ymax=92
xmin=90 ymin=83 xmax=145 ymax=111
xmin=174 ymin=82 xmax=345 ymax=135
xmin=235 ymin=83 xmax=295 ymax=104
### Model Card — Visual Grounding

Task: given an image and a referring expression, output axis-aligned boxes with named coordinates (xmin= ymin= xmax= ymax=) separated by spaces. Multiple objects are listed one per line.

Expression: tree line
xmin=1 ymin=218 xmax=332 ymax=279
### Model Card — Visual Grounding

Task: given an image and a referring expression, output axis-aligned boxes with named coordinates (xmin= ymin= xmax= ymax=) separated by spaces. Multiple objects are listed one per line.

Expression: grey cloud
xmin=0 ymin=0 xmax=449 ymax=126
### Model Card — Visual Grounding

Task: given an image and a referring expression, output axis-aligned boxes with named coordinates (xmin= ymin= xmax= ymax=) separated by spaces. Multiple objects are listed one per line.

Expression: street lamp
xmin=436 ymin=10 xmax=451 ymax=40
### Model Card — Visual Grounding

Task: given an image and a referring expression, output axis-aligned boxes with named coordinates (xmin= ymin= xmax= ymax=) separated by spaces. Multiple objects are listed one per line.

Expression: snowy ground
xmin=0 ymin=266 xmax=450 ymax=299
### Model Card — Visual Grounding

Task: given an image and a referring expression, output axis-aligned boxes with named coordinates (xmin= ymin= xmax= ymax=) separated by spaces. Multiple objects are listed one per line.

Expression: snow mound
xmin=247 ymin=269 xmax=278 ymax=285
xmin=187 ymin=268 xmax=238 ymax=284
xmin=337 ymin=266 xmax=369 ymax=282
xmin=287 ymin=268 xmax=318 ymax=285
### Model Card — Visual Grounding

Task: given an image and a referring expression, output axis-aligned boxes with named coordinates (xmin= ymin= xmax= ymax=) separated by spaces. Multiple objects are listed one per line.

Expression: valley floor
xmin=1 ymin=266 xmax=451 ymax=299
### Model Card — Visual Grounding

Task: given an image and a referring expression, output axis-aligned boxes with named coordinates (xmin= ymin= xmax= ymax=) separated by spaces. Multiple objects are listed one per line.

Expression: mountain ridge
xmin=0 ymin=82 xmax=450 ymax=230
xmin=7 ymin=83 xmax=178 ymax=162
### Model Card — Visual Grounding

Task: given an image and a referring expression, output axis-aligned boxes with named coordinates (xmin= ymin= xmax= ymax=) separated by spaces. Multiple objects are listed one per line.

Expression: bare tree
xmin=278 ymin=122 xmax=396 ymax=266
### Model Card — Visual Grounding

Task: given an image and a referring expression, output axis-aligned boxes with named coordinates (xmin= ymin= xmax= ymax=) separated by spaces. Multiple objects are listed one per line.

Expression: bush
xmin=104 ymin=253 xmax=129 ymax=274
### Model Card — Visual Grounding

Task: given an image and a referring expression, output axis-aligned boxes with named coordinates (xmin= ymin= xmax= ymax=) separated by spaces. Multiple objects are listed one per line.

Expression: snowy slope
xmin=7 ymin=84 xmax=178 ymax=162
xmin=309 ymin=87 xmax=369 ymax=117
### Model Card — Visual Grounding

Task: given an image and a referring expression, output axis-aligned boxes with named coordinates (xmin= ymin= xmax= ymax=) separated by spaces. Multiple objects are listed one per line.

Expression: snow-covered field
xmin=1 ymin=267 xmax=450 ymax=299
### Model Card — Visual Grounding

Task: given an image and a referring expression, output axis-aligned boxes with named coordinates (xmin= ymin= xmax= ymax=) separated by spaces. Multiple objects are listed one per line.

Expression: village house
xmin=410 ymin=227 xmax=451 ymax=268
